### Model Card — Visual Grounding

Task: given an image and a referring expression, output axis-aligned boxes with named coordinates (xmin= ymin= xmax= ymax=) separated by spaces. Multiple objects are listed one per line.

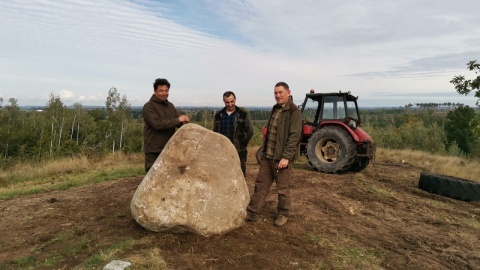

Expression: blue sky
xmin=1 ymin=0 xmax=479 ymax=108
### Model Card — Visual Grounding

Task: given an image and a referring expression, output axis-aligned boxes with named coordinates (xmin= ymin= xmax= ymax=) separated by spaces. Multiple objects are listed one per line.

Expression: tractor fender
xmin=318 ymin=121 xmax=360 ymax=142
xmin=353 ymin=127 xmax=373 ymax=142
xmin=318 ymin=122 xmax=373 ymax=143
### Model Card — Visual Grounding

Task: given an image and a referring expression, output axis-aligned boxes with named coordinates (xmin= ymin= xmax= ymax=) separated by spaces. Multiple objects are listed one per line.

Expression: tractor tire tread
xmin=418 ymin=172 xmax=480 ymax=201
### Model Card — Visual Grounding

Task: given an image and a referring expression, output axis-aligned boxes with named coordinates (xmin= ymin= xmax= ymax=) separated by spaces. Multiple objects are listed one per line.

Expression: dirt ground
xmin=1 ymin=157 xmax=479 ymax=270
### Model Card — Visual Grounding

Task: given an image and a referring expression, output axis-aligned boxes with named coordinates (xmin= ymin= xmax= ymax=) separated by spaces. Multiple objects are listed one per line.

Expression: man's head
xmin=274 ymin=82 xmax=291 ymax=106
xmin=223 ymin=91 xmax=236 ymax=112
xmin=153 ymin=78 xmax=170 ymax=101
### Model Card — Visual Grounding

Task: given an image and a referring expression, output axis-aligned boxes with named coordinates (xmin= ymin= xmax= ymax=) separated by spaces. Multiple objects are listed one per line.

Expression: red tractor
xmin=256 ymin=90 xmax=375 ymax=173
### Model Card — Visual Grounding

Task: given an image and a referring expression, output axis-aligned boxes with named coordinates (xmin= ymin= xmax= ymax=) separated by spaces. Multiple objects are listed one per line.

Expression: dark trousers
xmin=247 ymin=155 xmax=292 ymax=217
xmin=238 ymin=150 xmax=247 ymax=177
xmin=145 ymin=152 xmax=160 ymax=173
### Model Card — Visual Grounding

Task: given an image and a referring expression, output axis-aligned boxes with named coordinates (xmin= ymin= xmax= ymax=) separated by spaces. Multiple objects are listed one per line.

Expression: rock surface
xmin=103 ymin=260 xmax=131 ymax=270
xmin=131 ymin=123 xmax=249 ymax=237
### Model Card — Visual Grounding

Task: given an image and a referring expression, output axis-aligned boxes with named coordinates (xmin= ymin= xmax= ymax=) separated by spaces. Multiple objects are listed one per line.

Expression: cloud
xmin=348 ymin=51 xmax=480 ymax=78
xmin=57 ymin=90 xmax=75 ymax=100
xmin=0 ymin=0 xmax=479 ymax=107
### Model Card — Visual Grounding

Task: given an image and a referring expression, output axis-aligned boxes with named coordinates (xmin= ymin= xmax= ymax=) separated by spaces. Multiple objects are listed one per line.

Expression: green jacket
xmin=262 ymin=98 xmax=302 ymax=160
xmin=142 ymin=94 xmax=181 ymax=154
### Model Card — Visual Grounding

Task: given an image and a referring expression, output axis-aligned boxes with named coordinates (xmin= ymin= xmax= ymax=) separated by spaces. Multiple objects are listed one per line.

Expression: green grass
xmin=352 ymin=174 xmax=394 ymax=198
xmin=305 ymin=233 xmax=383 ymax=270
xmin=4 ymin=231 xmax=132 ymax=270
xmin=16 ymin=230 xmax=91 ymax=269
xmin=365 ymin=184 xmax=392 ymax=196
xmin=4 ymin=256 xmax=35 ymax=270
xmin=81 ymin=239 xmax=135 ymax=269
xmin=37 ymin=229 xmax=89 ymax=253
xmin=426 ymin=199 xmax=453 ymax=210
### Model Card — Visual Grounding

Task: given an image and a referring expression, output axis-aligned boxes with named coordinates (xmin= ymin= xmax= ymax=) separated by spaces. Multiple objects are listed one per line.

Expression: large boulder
xmin=131 ymin=123 xmax=249 ymax=237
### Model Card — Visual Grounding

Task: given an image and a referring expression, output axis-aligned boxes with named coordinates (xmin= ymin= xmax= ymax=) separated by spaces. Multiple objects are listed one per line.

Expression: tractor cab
xmin=301 ymin=91 xmax=361 ymax=129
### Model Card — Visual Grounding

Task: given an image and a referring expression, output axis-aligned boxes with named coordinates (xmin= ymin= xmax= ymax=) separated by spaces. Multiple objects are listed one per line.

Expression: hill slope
xmin=1 ymin=157 xmax=479 ymax=269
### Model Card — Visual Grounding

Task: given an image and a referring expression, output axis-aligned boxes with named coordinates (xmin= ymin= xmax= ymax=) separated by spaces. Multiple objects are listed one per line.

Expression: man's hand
xmin=277 ymin=158 xmax=289 ymax=169
xmin=179 ymin=115 xmax=190 ymax=123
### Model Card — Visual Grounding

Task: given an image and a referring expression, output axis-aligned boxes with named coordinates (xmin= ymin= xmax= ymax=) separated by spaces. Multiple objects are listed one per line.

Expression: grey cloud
xmin=348 ymin=51 xmax=480 ymax=78
xmin=369 ymin=90 xmax=474 ymax=98
xmin=213 ymin=1 xmax=479 ymax=51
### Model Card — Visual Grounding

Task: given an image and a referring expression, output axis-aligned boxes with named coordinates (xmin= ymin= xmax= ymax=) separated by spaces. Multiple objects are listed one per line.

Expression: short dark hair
xmin=153 ymin=78 xmax=170 ymax=91
xmin=223 ymin=91 xmax=236 ymax=99
xmin=275 ymin=81 xmax=289 ymax=90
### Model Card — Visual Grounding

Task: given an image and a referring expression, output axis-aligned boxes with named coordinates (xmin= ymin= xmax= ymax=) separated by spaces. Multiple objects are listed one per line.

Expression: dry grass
xmin=0 ymin=152 xmax=143 ymax=184
xmin=0 ymin=156 xmax=90 ymax=182
xmin=248 ymin=146 xmax=480 ymax=182
xmin=1 ymin=147 xmax=478 ymax=187
xmin=247 ymin=146 xmax=260 ymax=162
xmin=126 ymin=246 xmax=169 ymax=270
xmin=0 ymin=152 xmax=145 ymax=199
xmin=375 ymin=148 xmax=480 ymax=182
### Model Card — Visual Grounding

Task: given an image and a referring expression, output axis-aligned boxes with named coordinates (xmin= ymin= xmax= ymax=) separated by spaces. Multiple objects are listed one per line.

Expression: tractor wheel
xmin=349 ymin=157 xmax=370 ymax=172
xmin=418 ymin=172 xmax=480 ymax=201
xmin=306 ymin=126 xmax=356 ymax=173
xmin=255 ymin=147 xmax=263 ymax=164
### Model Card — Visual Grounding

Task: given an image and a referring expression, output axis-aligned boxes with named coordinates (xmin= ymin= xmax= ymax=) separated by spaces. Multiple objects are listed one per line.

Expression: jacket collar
xmin=274 ymin=98 xmax=293 ymax=111
xmin=222 ymin=105 xmax=238 ymax=114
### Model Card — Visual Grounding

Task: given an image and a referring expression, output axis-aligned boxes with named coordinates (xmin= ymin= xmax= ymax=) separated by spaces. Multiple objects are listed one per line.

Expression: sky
xmin=1 ymin=0 xmax=479 ymax=108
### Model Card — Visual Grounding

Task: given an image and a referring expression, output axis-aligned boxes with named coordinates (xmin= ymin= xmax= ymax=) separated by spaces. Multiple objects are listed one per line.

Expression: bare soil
xmin=1 ymin=158 xmax=479 ymax=269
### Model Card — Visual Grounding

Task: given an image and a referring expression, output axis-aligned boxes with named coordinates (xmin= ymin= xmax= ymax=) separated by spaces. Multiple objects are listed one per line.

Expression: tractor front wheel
xmin=306 ymin=126 xmax=356 ymax=173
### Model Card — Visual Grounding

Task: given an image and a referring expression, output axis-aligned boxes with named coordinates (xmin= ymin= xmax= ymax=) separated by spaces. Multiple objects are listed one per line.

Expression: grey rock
xmin=103 ymin=260 xmax=131 ymax=270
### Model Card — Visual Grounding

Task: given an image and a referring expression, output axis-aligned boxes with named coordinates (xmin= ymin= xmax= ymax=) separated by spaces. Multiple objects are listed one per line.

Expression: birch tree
xmin=1 ymin=98 xmax=20 ymax=158
xmin=118 ymin=94 xmax=132 ymax=149
xmin=105 ymin=87 xmax=132 ymax=153
xmin=106 ymin=87 xmax=120 ymax=152
xmin=44 ymin=93 xmax=67 ymax=156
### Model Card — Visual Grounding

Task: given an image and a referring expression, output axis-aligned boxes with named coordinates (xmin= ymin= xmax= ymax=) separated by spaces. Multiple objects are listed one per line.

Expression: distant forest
xmin=1 ymin=88 xmax=479 ymax=169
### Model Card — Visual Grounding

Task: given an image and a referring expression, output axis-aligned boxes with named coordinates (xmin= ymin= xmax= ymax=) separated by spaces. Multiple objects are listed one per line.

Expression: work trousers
xmin=247 ymin=155 xmax=292 ymax=217
xmin=238 ymin=150 xmax=247 ymax=177
xmin=144 ymin=152 xmax=160 ymax=173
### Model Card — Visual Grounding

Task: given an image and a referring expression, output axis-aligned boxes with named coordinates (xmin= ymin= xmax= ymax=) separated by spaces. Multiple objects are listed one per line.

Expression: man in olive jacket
xmin=213 ymin=91 xmax=254 ymax=176
xmin=143 ymin=78 xmax=190 ymax=173
xmin=246 ymin=82 xmax=302 ymax=227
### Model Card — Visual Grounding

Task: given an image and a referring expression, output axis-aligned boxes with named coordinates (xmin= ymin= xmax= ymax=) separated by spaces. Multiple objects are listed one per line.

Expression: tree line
xmin=1 ymin=97 xmax=479 ymax=171
xmin=0 ymin=87 xmax=143 ymax=169
xmin=2 ymin=59 xmax=480 ymax=168
xmin=404 ymin=102 xmax=464 ymax=108
xmin=361 ymin=106 xmax=479 ymax=157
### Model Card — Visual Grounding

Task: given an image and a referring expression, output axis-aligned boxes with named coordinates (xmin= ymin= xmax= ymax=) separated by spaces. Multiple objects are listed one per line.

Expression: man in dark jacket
xmin=246 ymin=82 xmax=302 ymax=227
xmin=213 ymin=91 xmax=254 ymax=176
xmin=143 ymin=78 xmax=190 ymax=173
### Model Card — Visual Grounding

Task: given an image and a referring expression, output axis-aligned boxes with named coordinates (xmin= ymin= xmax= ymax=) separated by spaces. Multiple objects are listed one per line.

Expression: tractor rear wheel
xmin=306 ymin=126 xmax=356 ymax=173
